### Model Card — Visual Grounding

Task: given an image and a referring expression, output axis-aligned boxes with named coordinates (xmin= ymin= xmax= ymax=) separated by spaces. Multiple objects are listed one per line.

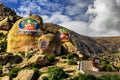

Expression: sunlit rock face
xmin=7 ymin=15 xmax=43 ymax=53
xmin=38 ymin=33 xmax=61 ymax=55
xmin=62 ymin=42 xmax=77 ymax=53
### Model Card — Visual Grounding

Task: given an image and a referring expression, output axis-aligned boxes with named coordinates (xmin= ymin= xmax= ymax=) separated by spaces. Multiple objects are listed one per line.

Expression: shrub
xmin=98 ymin=74 xmax=120 ymax=80
xmin=68 ymin=59 xmax=77 ymax=65
xmin=70 ymin=74 xmax=97 ymax=80
xmin=66 ymin=53 xmax=77 ymax=59
xmin=47 ymin=66 xmax=68 ymax=80
xmin=61 ymin=55 xmax=67 ymax=59
xmin=32 ymin=68 xmax=41 ymax=80
xmin=8 ymin=67 xmax=21 ymax=78
xmin=0 ymin=33 xmax=6 ymax=40
xmin=0 ymin=40 xmax=7 ymax=52
xmin=46 ymin=54 xmax=55 ymax=62
xmin=105 ymin=65 xmax=117 ymax=71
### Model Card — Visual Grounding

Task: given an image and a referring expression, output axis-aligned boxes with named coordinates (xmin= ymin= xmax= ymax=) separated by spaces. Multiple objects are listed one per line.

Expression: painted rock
xmin=38 ymin=34 xmax=61 ymax=55
xmin=7 ymin=15 xmax=43 ymax=53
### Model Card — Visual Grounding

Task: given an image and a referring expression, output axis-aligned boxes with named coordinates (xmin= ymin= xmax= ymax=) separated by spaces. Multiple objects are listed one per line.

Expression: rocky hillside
xmin=0 ymin=3 xmax=120 ymax=56
xmin=93 ymin=37 xmax=120 ymax=53
xmin=0 ymin=3 xmax=120 ymax=80
xmin=0 ymin=2 xmax=21 ymax=30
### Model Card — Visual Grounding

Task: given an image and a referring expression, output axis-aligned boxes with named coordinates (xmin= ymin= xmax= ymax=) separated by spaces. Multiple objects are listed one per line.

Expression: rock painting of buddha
xmin=19 ymin=18 xmax=40 ymax=34
xmin=60 ymin=28 xmax=70 ymax=41
xmin=39 ymin=39 xmax=49 ymax=49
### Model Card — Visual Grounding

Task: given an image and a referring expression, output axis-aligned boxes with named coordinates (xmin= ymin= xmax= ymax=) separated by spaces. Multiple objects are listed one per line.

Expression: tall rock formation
xmin=0 ymin=3 xmax=21 ymax=31
xmin=7 ymin=15 xmax=43 ymax=53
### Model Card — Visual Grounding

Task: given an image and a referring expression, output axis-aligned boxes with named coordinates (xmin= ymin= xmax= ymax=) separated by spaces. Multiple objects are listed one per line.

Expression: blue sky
xmin=0 ymin=0 xmax=120 ymax=36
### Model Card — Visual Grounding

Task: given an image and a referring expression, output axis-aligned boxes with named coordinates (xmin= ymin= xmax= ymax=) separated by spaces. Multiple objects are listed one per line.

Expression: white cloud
xmin=41 ymin=12 xmax=89 ymax=35
xmin=42 ymin=12 xmax=71 ymax=24
xmin=6 ymin=0 xmax=120 ymax=36
xmin=59 ymin=21 xmax=89 ymax=35
xmin=65 ymin=2 xmax=86 ymax=16
xmin=87 ymin=0 xmax=120 ymax=36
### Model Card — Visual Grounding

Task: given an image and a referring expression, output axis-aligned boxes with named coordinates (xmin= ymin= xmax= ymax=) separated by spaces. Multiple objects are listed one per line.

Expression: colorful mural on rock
xmin=39 ymin=39 xmax=49 ymax=49
xmin=60 ymin=28 xmax=70 ymax=42
xmin=18 ymin=18 xmax=42 ymax=35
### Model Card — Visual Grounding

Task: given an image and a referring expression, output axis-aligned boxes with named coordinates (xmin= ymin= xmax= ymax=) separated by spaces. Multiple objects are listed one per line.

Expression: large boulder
xmin=38 ymin=74 xmax=48 ymax=80
xmin=0 ymin=53 xmax=22 ymax=65
xmin=38 ymin=33 xmax=61 ymax=55
xmin=25 ymin=55 xmax=50 ymax=68
xmin=13 ymin=69 xmax=34 ymax=80
xmin=0 ymin=76 xmax=10 ymax=80
xmin=7 ymin=15 xmax=43 ymax=53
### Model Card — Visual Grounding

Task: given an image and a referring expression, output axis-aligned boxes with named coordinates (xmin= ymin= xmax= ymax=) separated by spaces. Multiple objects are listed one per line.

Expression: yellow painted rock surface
xmin=7 ymin=15 xmax=43 ymax=53
xmin=38 ymin=33 xmax=61 ymax=55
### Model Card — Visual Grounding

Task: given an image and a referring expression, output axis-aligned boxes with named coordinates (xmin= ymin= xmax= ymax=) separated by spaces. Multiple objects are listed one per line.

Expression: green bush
xmin=0 ymin=33 xmax=6 ymax=40
xmin=0 ymin=40 xmax=7 ymax=52
xmin=46 ymin=54 xmax=55 ymax=62
xmin=8 ymin=67 xmax=21 ymax=78
xmin=98 ymin=74 xmax=120 ymax=80
xmin=32 ymin=68 xmax=41 ymax=80
xmin=106 ymin=65 xmax=117 ymax=71
xmin=66 ymin=53 xmax=77 ymax=59
xmin=70 ymin=74 xmax=97 ymax=80
xmin=68 ymin=59 xmax=77 ymax=65
xmin=99 ymin=60 xmax=117 ymax=71
xmin=61 ymin=55 xmax=67 ymax=59
xmin=70 ymin=74 xmax=120 ymax=80
xmin=47 ymin=66 xmax=68 ymax=80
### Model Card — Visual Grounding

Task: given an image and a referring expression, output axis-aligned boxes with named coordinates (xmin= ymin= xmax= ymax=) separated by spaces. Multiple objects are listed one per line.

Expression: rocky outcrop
xmin=0 ymin=53 xmax=22 ymax=65
xmin=0 ymin=17 xmax=13 ymax=30
xmin=26 ymin=55 xmax=50 ymax=68
xmin=0 ymin=3 xmax=17 ymax=21
xmin=62 ymin=42 xmax=77 ymax=54
xmin=7 ymin=15 xmax=43 ymax=53
xmin=0 ymin=76 xmax=10 ymax=80
xmin=0 ymin=54 xmax=22 ymax=65
xmin=38 ymin=33 xmax=61 ymax=55
xmin=0 ymin=3 xmax=21 ymax=31
xmin=13 ymin=69 xmax=34 ymax=80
